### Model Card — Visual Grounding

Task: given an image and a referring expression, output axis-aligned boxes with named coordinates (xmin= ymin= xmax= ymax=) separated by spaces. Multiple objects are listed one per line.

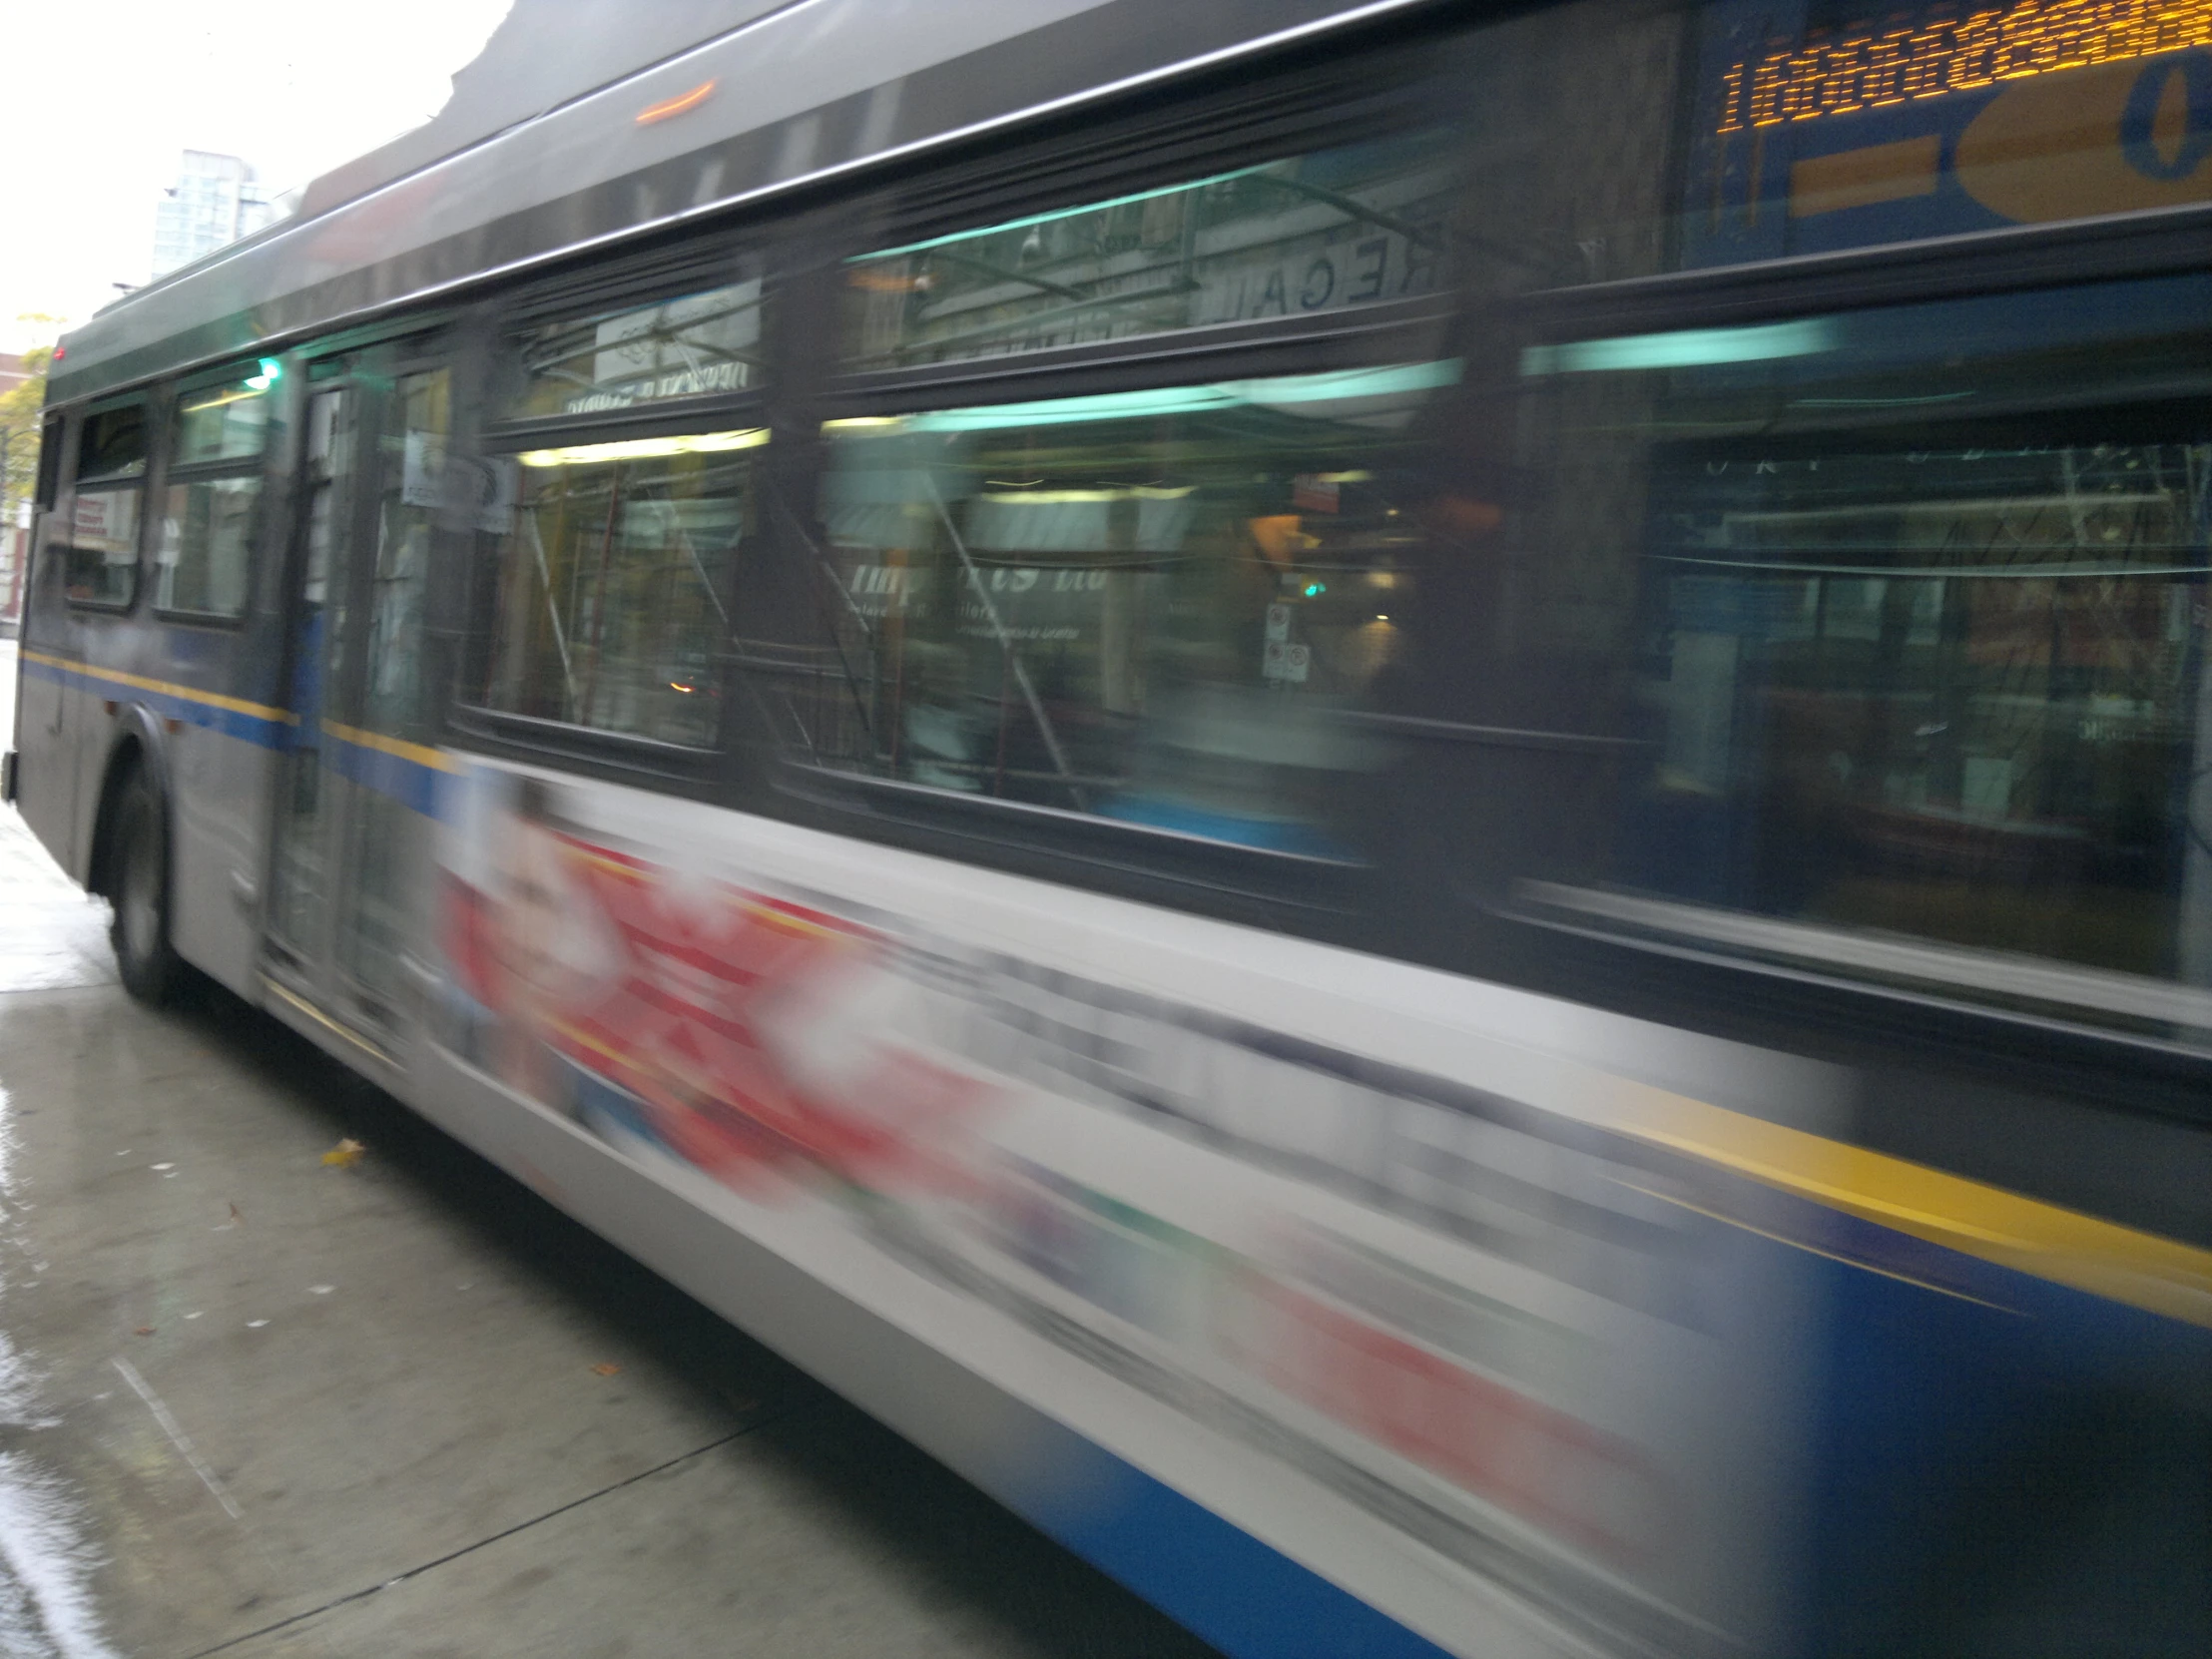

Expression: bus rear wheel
xmin=111 ymin=767 xmax=183 ymax=1005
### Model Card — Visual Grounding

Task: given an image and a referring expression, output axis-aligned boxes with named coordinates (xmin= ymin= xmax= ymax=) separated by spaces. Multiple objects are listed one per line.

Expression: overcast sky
xmin=1 ymin=1 xmax=514 ymax=353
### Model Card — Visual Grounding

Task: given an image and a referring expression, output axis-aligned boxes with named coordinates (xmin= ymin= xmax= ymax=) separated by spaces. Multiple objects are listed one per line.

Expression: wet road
xmin=0 ymin=641 xmax=1218 ymax=1659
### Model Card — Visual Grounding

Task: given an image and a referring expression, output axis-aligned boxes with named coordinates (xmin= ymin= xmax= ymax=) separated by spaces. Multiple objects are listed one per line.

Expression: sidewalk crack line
xmin=178 ymin=1408 xmax=796 ymax=1658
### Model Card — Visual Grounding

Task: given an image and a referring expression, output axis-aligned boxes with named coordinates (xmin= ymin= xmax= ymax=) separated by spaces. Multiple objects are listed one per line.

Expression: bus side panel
xmin=165 ymin=713 xmax=273 ymax=994
xmin=407 ymin=1043 xmax=1469 ymax=1659
xmin=423 ymin=754 xmax=1838 ymax=1659
xmin=64 ymin=643 xmax=138 ymax=891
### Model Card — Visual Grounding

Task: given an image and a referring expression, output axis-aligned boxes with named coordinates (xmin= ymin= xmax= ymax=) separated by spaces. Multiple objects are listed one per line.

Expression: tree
xmin=2 ymin=316 xmax=63 ymax=525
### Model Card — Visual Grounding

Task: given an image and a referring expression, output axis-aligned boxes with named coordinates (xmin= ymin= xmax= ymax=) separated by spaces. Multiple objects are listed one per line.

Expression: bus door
xmin=265 ymin=346 xmax=451 ymax=1048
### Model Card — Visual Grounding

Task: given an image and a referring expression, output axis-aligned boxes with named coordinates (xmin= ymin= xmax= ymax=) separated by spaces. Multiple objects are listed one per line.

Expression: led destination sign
xmin=1715 ymin=0 xmax=2212 ymax=132
xmin=1685 ymin=0 xmax=2212 ymax=265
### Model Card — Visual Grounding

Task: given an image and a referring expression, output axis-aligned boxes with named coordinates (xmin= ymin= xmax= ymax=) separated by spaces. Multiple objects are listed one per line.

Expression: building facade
xmin=152 ymin=152 xmax=280 ymax=279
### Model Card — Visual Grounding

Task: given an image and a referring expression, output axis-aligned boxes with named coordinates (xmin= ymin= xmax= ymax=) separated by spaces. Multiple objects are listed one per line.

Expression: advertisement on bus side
xmin=434 ymin=756 xmax=1828 ymax=1657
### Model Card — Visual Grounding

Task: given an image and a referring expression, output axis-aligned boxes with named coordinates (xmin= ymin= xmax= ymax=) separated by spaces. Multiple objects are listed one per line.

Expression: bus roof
xmin=51 ymin=0 xmax=1425 ymax=408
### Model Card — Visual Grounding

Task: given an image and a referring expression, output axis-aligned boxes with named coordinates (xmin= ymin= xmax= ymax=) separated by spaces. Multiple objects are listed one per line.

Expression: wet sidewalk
xmin=0 ymin=642 xmax=1211 ymax=1659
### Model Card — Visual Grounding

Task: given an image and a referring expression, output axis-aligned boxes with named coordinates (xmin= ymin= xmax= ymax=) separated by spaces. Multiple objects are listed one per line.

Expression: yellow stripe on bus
xmin=21 ymin=648 xmax=295 ymax=725
xmin=1619 ymin=1084 xmax=2212 ymax=1330
xmin=319 ymin=720 xmax=464 ymax=774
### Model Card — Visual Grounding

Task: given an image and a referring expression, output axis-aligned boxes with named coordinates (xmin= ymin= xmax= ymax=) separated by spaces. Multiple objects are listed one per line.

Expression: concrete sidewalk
xmin=0 ymin=639 xmax=1213 ymax=1658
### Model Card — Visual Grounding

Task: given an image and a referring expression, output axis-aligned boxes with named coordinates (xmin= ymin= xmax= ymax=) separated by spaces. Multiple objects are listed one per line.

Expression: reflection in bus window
xmin=153 ymin=477 xmax=257 ymax=615
xmin=365 ymin=370 xmax=452 ymax=740
xmin=844 ymin=131 xmax=1461 ymax=369
xmin=175 ymin=372 xmax=275 ymax=463
xmin=64 ymin=487 xmax=142 ymax=606
xmin=154 ymin=366 xmax=277 ymax=617
xmin=77 ymin=404 xmax=147 ymax=480
xmin=500 ymin=273 xmax=766 ymax=420
xmin=342 ymin=368 xmax=455 ymax=1006
xmin=479 ymin=429 xmax=765 ymax=747
xmin=806 ymin=365 xmax=1451 ymax=852
xmin=1512 ymin=275 xmax=2212 ymax=1014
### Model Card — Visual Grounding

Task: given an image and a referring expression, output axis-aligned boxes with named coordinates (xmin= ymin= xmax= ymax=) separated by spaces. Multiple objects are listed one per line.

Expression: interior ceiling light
xmin=518 ymin=428 xmax=768 ymax=468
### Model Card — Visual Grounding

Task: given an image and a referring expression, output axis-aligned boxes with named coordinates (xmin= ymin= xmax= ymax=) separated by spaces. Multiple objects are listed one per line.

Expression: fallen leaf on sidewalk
xmin=590 ymin=1364 xmax=622 ymax=1377
xmin=321 ymin=1139 xmax=365 ymax=1168
xmin=134 ymin=1327 xmax=154 ymax=1337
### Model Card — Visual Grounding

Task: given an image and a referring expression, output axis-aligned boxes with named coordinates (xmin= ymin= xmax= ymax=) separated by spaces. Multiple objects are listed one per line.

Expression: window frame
xmin=825 ymin=38 xmax=1466 ymax=393
xmin=1432 ymin=243 xmax=2212 ymax=1086
xmin=779 ymin=314 xmax=1456 ymax=894
xmin=703 ymin=39 xmax=1468 ymax=904
xmin=61 ymin=392 xmax=155 ymax=613
xmin=459 ymin=284 xmax=775 ymax=773
xmin=485 ymin=240 xmax=770 ymax=447
xmin=33 ymin=413 xmax=64 ymax=510
xmin=150 ymin=359 xmax=279 ymax=625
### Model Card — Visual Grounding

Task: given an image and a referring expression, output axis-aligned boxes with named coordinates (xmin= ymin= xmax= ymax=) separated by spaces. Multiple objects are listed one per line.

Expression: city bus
xmin=8 ymin=0 xmax=2212 ymax=1652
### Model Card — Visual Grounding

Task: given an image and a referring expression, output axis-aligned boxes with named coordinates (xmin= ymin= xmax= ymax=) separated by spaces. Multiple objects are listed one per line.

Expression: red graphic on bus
xmin=443 ymin=794 xmax=993 ymax=1198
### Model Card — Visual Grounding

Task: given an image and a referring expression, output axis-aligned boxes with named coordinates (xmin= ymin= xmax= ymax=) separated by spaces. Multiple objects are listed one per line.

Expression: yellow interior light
xmin=517 ymin=428 xmax=769 ymax=468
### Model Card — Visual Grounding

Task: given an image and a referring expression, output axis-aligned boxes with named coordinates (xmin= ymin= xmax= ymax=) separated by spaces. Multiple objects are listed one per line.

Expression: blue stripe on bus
xmin=21 ymin=652 xmax=291 ymax=749
xmin=1028 ymin=1452 xmax=1460 ymax=1659
xmin=23 ymin=653 xmax=452 ymax=819
xmin=318 ymin=729 xmax=448 ymax=819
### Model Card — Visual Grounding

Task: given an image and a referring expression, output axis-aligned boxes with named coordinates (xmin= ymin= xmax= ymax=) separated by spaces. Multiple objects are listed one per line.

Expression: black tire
xmin=110 ymin=766 xmax=183 ymax=1005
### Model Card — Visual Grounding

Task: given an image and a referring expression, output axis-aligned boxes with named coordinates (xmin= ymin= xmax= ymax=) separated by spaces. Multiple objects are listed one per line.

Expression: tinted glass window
xmin=803 ymin=365 xmax=1450 ymax=852
xmin=35 ymin=414 xmax=63 ymax=508
xmin=478 ymin=429 xmax=764 ymax=746
xmin=1505 ymin=274 xmax=2212 ymax=1021
xmin=363 ymin=370 xmax=453 ymax=740
xmin=77 ymin=405 xmax=146 ymax=480
xmin=844 ymin=132 xmax=1461 ymax=370
xmin=502 ymin=275 xmax=765 ymax=420
xmin=65 ymin=487 xmax=141 ymax=605
xmin=175 ymin=368 xmax=276 ymax=464
xmin=154 ymin=477 xmax=258 ymax=615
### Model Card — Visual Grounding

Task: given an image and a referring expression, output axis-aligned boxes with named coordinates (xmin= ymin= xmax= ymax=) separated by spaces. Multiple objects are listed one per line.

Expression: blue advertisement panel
xmin=1683 ymin=0 xmax=2212 ymax=265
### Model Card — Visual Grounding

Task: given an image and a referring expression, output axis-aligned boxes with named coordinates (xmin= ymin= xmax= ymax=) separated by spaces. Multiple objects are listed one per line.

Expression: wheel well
xmin=87 ymin=735 xmax=147 ymax=900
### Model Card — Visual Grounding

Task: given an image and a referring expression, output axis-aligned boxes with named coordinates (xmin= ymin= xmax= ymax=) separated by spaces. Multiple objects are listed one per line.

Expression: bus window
xmin=154 ymin=365 xmax=277 ymax=618
xmin=77 ymin=403 xmax=146 ymax=478
xmin=64 ymin=401 xmax=149 ymax=606
xmin=174 ymin=370 xmax=275 ymax=462
xmin=498 ymin=267 xmax=765 ymax=421
xmin=34 ymin=413 xmax=63 ymax=509
xmin=806 ymin=364 xmax=1449 ymax=852
xmin=843 ymin=129 xmax=1462 ymax=371
xmin=1509 ymin=273 xmax=2212 ymax=1028
xmin=476 ymin=427 xmax=766 ymax=747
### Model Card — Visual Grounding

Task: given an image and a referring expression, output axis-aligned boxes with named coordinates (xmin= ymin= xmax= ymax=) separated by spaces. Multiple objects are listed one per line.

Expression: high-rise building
xmin=152 ymin=152 xmax=282 ymax=279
